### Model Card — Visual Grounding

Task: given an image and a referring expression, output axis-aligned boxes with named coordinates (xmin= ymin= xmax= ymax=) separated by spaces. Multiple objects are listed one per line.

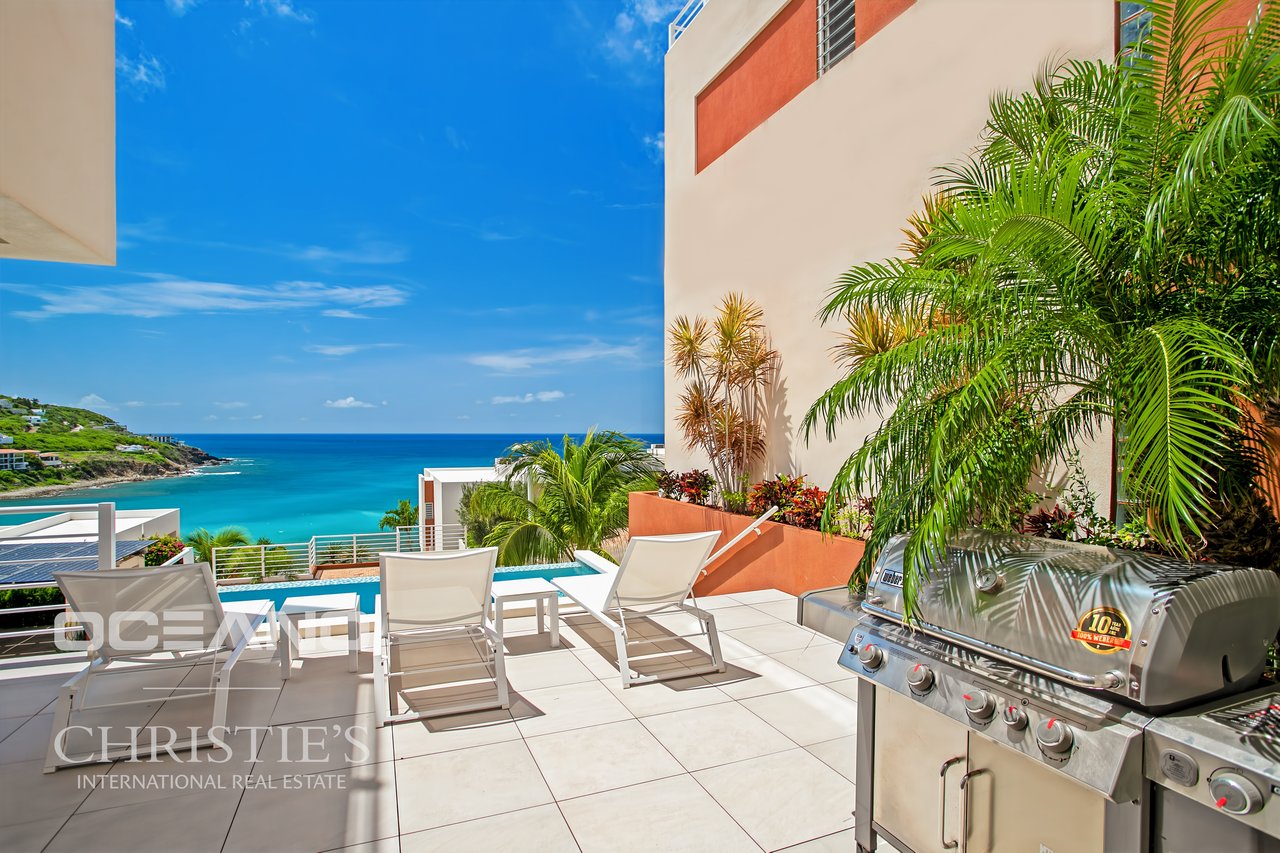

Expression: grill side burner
xmin=1145 ymin=686 xmax=1280 ymax=844
xmin=840 ymin=531 xmax=1280 ymax=853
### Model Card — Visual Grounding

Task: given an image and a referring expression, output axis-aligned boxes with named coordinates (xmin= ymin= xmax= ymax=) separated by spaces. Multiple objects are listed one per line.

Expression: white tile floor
xmin=0 ymin=591 xmax=866 ymax=853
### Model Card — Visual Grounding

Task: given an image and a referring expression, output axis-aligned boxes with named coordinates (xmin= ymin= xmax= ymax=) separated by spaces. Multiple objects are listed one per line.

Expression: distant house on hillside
xmin=0 ymin=450 xmax=30 ymax=471
xmin=145 ymin=435 xmax=175 ymax=444
xmin=22 ymin=415 xmax=44 ymax=426
xmin=0 ymin=399 xmax=12 ymax=410
xmin=70 ymin=425 xmax=83 ymax=433
xmin=0 ymin=434 xmax=12 ymax=445
xmin=116 ymin=444 xmax=145 ymax=453
xmin=38 ymin=452 xmax=62 ymax=467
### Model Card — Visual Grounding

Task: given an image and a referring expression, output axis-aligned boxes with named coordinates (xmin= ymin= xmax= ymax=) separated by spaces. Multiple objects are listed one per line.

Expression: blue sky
xmin=0 ymin=0 xmax=680 ymax=435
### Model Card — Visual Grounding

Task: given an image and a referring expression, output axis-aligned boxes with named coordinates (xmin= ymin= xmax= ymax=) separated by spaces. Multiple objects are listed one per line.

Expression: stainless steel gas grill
xmin=837 ymin=530 xmax=1280 ymax=853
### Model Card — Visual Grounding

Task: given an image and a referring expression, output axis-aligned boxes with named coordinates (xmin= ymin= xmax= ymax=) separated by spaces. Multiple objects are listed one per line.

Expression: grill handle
xmin=959 ymin=767 xmax=990 ymax=853
xmin=939 ymin=755 xmax=965 ymax=849
xmin=862 ymin=602 xmax=1125 ymax=690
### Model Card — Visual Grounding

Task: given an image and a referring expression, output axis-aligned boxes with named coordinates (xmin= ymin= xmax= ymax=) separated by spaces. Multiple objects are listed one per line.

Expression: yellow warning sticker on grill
xmin=1071 ymin=607 xmax=1132 ymax=654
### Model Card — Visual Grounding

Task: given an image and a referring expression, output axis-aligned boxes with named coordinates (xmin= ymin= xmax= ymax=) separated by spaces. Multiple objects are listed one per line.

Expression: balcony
xmin=0 ymin=588 xmax=876 ymax=851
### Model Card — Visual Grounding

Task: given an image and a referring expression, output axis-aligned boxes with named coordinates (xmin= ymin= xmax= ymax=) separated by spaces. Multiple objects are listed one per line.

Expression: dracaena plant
xmin=804 ymin=0 xmax=1280 ymax=615
xmin=669 ymin=293 xmax=779 ymax=506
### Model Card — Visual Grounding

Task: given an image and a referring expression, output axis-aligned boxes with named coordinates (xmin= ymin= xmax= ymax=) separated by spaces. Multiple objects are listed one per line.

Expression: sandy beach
xmin=0 ymin=469 xmax=198 ymax=502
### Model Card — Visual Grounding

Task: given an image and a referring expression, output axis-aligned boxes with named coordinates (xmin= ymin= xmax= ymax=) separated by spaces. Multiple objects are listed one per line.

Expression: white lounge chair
xmin=373 ymin=548 xmax=509 ymax=727
xmin=552 ymin=531 xmax=725 ymax=688
xmin=44 ymin=562 xmax=276 ymax=773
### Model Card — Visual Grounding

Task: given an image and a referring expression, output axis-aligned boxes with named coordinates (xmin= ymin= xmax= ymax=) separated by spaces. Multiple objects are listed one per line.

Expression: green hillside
xmin=0 ymin=395 xmax=219 ymax=493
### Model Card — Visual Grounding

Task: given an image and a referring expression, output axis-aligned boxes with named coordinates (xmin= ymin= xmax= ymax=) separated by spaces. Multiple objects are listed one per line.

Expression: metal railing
xmin=212 ymin=524 xmax=469 ymax=582
xmin=213 ymin=541 xmax=311 ymax=582
xmin=819 ymin=0 xmax=857 ymax=74
xmin=668 ymin=0 xmax=707 ymax=48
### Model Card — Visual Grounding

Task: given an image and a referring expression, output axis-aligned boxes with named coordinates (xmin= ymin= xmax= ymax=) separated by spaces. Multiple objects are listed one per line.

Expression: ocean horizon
xmin=0 ymin=432 xmax=664 ymax=543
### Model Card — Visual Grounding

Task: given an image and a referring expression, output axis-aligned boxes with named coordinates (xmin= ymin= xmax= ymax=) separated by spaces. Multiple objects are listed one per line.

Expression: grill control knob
xmin=1035 ymin=717 xmax=1075 ymax=756
xmin=906 ymin=663 xmax=935 ymax=693
xmin=963 ymin=690 xmax=997 ymax=723
xmin=1002 ymin=705 xmax=1028 ymax=731
xmin=858 ymin=644 xmax=885 ymax=671
xmin=1208 ymin=772 xmax=1264 ymax=816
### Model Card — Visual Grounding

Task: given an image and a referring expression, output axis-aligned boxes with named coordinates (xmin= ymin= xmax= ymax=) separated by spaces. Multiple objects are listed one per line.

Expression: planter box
xmin=628 ymin=491 xmax=864 ymax=597
xmin=313 ymin=562 xmax=378 ymax=580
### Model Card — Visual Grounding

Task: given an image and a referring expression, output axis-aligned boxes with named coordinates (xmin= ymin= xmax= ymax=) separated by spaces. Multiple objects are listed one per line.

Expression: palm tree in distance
xmin=378 ymin=499 xmax=418 ymax=531
xmin=186 ymin=527 xmax=252 ymax=565
xmin=466 ymin=430 xmax=661 ymax=566
xmin=803 ymin=0 xmax=1280 ymax=613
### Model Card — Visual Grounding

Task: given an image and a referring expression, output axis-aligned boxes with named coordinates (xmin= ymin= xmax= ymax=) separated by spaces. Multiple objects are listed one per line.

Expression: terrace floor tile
xmin=558 ymin=775 xmax=760 ymax=853
xmin=394 ymin=739 xmax=552 ymax=834
xmin=639 ymin=702 xmax=795 ymax=772
xmin=738 ymin=686 xmax=859 ymax=747
xmin=223 ymin=759 xmax=399 ymax=853
xmin=525 ymin=718 xmax=684 ymax=800
xmin=399 ymin=804 xmax=579 ymax=853
xmin=693 ymin=748 xmax=855 ymax=851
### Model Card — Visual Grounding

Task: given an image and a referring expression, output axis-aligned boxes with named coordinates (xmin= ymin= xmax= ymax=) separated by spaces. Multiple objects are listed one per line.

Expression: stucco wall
xmin=0 ymin=0 xmax=115 ymax=265
xmin=664 ymin=0 xmax=1117 ymax=507
xmin=695 ymin=0 xmax=816 ymax=172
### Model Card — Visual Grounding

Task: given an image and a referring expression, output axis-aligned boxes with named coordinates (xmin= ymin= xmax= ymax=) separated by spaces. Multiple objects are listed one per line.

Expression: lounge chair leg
xmin=613 ymin=611 xmax=633 ymax=688
xmin=493 ymin=637 xmax=510 ymax=709
xmin=704 ymin=611 xmax=726 ymax=673
xmin=43 ymin=683 xmax=75 ymax=774
xmin=373 ymin=642 xmax=389 ymax=728
xmin=213 ymin=673 xmax=230 ymax=732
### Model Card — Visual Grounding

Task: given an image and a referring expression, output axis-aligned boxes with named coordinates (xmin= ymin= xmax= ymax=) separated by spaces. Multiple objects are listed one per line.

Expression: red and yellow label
xmin=1071 ymin=607 xmax=1132 ymax=654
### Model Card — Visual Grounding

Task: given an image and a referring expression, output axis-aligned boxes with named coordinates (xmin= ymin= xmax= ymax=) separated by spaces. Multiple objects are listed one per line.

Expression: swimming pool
xmin=216 ymin=560 xmax=599 ymax=614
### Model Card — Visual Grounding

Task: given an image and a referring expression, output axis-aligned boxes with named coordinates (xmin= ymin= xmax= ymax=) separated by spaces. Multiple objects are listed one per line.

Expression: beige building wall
xmin=0 ymin=0 xmax=115 ymax=265
xmin=664 ymin=0 xmax=1117 ymax=509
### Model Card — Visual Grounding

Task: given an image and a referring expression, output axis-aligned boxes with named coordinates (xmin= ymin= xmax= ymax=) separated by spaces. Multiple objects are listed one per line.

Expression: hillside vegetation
xmin=0 ymin=395 xmax=219 ymax=493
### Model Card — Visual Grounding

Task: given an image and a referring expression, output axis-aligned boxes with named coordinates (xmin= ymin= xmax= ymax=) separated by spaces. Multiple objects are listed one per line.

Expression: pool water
xmin=216 ymin=561 xmax=599 ymax=614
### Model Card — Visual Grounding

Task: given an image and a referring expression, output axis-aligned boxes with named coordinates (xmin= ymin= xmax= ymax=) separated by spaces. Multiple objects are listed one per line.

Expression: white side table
xmin=491 ymin=578 xmax=560 ymax=647
xmin=278 ymin=592 xmax=361 ymax=679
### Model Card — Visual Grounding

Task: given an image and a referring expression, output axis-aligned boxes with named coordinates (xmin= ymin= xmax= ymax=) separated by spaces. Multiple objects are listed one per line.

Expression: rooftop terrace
xmin=0 ymin=589 xmax=886 ymax=853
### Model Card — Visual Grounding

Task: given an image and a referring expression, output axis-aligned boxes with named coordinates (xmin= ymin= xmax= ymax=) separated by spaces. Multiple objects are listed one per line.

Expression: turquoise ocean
xmin=0 ymin=433 xmax=663 ymax=543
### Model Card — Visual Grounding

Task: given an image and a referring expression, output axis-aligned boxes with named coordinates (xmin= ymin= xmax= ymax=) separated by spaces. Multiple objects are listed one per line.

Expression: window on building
xmin=820 ymin=0 xmax=856 ymax=73
xmin=1117 ymin=1 xmax=1152 ymax=61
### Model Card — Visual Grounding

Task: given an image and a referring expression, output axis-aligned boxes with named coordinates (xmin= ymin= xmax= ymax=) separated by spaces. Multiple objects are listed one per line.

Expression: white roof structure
xmin=421 ymin=466 xmax=505 ymax=484
xmin=0 ymin=508 xmax=180 ymax=544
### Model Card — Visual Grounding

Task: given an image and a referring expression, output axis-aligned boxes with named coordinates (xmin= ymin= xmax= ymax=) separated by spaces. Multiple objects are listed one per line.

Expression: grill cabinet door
xmin=873 ymin=688 xmax=968 ymax=853
xmin=963 ymin=735 xmax=1105 ymax=853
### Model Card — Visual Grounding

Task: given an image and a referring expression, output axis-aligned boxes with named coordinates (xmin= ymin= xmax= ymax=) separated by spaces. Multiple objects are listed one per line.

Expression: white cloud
xmin=444 ymin=126 xmax=468 ymax=151
xmin=292 ymin=241 xmax=407 ymax=265
xmin=324 ymin=396 xmax=374 ymax=409
xmin=602 ymin=1 xmax=682 ymax=64
xmin=643 ymin=131 xmax=664 ymax=163
xmin=467 ymin=340 xmax=643 ymax=373
xmin=165 ymin=0 xmax=201 ymax=15
xmin=214 ymin=401 xmax=248 ymax=409
xmin=251 ymin=0 xmax=313 ymax=23
xmin=115 ymin=12 xmax=134 ymax=28
xmin=304 ymin=343 xmax=399 ymax=357
xmin=491 ymin=391 xmax=566 ymax=405
xmin=123 ymin=400 xmax=182 ymax=408
xmin=3 ymin=277 xmax=409 ymax=320
xmin=116 ymin=53 xmax=166 ymax=96
xmin=321 ymin=309 xmax=372 ymax=320
xmin=79 ymin=393 xmax=115 ymax=411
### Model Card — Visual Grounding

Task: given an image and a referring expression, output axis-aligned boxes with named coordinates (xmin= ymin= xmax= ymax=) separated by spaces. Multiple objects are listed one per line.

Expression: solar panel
xmin=0 ymin=540 xmax=152 ymax=586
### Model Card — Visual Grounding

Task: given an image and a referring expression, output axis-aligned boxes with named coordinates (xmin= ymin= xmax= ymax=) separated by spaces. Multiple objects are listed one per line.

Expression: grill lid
xmin=864 ymin=530 xmax=1280 ymax=711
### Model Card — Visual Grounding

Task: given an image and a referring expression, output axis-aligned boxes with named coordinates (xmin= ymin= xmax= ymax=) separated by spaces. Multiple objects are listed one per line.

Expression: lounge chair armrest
xmin=218 ymin=611 xmax=265 ymax=674
xmin=573 ymin=550 xmax=618 ymax=576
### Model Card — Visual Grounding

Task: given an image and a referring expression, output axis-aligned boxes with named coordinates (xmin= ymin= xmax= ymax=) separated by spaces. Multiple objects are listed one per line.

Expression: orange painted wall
xmin=856 ymin=0 xmax=916 ymax=44
xmin=628 ymin=491 xmax=864 ymax=597
xmin=695 ymin=0 xmax=817 ymax=173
